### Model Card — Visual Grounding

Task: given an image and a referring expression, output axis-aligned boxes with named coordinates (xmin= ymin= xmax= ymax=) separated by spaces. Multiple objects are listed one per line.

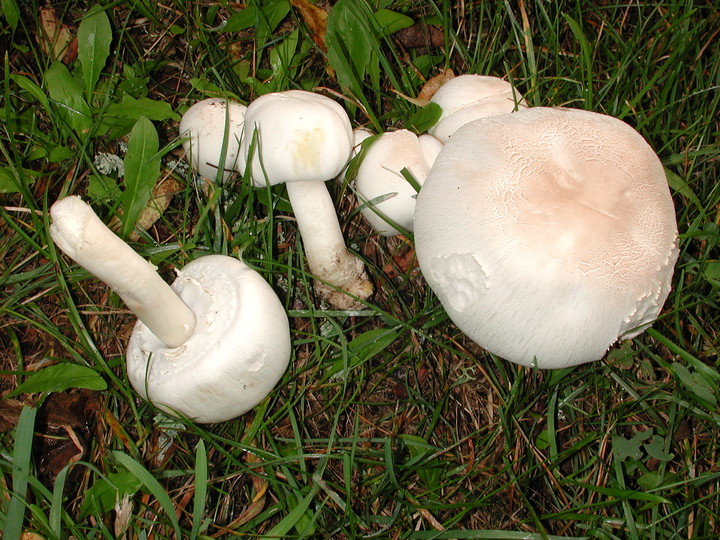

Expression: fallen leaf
xmin=21 ymin=533 xmax=46 ymax=540
xmin=417 ymin=68 xmax=455 ymax=102
xmin=394 ymin=23 xmax=444 ymax=49
xmin=38 ymin=7 xmax=78 ymax=64
xmin=383 ymin=246 xmax=418 ymax=279
xmin=33 ymin=390 xmax=101 ymax=484
xmin=0 ymin=398 xmax=24 ymax=432
xmin=291 ymin=0 xmax=328 ymax=51
xmin=110 ymin=175 xmax=181 ymax=241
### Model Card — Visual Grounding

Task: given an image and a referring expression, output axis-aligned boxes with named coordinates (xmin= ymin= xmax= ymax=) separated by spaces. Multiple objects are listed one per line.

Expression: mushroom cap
xmin=237 ymin=90 xmax=354 ymax=187
xmin=428 ymin=74 xmax=529 ymax=142
xmin=355 ymin=130 xmax=442 ymax=236
xmin=127 ymin=255 xmax=291 ymax=422
xmin=179 ymin=98 xmax=247 ymax=182
xmin=414 ymin=107 xmax=679 ymax=368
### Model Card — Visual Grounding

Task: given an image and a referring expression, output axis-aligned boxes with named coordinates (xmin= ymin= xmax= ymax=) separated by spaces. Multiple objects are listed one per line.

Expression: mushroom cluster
xmin=50 ymin=196 xmax=291 ymax=423
xmin=53 ymin=77 xmax=678 ymax=431
xmin=348 ymin=74 xmax=527 ymax=238
xmin=181 ymin=91 xmax=373 ymax=309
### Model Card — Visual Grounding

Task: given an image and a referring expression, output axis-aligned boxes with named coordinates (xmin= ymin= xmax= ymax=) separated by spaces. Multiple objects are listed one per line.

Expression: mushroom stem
xmin=285 ymin=181 xmax=372 ymax=307
xmin=50 ymin=196 xmax=197 ymax=348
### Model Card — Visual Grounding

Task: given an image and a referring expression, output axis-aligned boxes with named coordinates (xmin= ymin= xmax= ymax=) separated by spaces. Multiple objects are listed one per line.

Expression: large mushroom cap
xmin=414 ymin=107 xmax=679 ymax=369
xmin=179 ymin=98 xmax=247 ymax=182
xmin=237 ymin=90 xmax=354 ymax=186
xmin=127 ymin=255 xmax=291 ymax=422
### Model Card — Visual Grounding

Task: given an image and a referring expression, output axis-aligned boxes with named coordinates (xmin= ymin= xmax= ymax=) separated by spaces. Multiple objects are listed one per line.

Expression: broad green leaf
xmin=611 ymin=433 xmax=643 ymax=462
xmin=2 ymin=0 xmax=20 ymax=31
xmin=87 ymin=174 xmax=123 ymax=202
xmin=11 ymin=363 xmax=107 ymax=396
xmin=79 ymin=471 xmax=143 ymax=519
xmin=221 ymin=6 xmax=255 ymax=32
xmin=113 ymin=451 xmax=181 ymax=538
xmin=704 ymin=261 xmax=720 ymax=288
xmin=671 ymin=361 xmax=718 ymax=406
xmin=326 ymin=0 xmax=375 ymax=93
xmin=328 ymin=327 xmax=400 ymax=378
xmin=637 ymin=470 xmax=665 ymax=490
xmin=348 ymin=327 xmax=400 ymax=360
xmin=665 ymin=167 xmax=702 ymax=211
xmin=121 ymin=116 xmax=161 ymax=238
xmin=406 ymin=102 xmax=442 ymax=134
xmin=77 ymin=5 xmax=112 ymax=100
xmin=104 ymin=95 xmax=180 ymax=122
xmin=374 ymin=8 xmax=413 ymax=36
xmin=643 ymin=435 xmax=674 ymax=462
xmin=0 ymin=165 xmax=38 ymax=193
xmin=400 ymin=434 xmax=441 ymax=489
xmin=269 ymin=28 xmax=299 ymax=91
xmin=12 ymin=74 xmax=51 ymax=114
xmin=44 ymin=61 xmax=93 ymax=138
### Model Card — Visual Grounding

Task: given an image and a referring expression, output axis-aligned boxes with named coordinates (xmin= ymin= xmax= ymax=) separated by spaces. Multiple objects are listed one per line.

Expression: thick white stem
xmin=285 ymin=181 xmax=372 ymax=307
xmin=50 ymin=196 xmax=196 ymax=348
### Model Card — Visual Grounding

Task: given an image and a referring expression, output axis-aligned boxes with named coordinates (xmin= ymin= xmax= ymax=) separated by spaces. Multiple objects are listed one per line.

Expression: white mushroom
xmin=427 ymin=74 xmax=528 ymax=142
xmin=338 ymin=127 xmax=374 ymax=184
xmin=179 ymin=98 xmax=247 ymax=182
xmin=354 ymin=129 xmax=442 ymax=236
xmin=414 ymin=107 xmax=679 ymax=369
xmin=50 ymin=196 xmax=291 ymax=422
xmin=237 ymin=89 xmax=373 ymax=309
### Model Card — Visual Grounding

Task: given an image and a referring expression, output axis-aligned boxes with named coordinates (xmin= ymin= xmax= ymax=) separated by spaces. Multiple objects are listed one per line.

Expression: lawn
xmin=1 ymin=0 xmax=719 ymax=538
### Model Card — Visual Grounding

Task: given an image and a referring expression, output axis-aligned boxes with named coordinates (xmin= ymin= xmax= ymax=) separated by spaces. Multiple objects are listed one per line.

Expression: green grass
xmin=1 ymin=0 xmax=719 ymax=538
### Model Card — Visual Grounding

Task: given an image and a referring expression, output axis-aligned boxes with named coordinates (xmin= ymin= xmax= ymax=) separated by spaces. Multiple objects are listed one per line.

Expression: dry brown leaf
xmin=109 ymin=176 xmax=181 ymax=241
xmin=38 ymin=7 xmax=77 ymax=63
xmin=394 ymin=23 xmax=444 ymax=49
xmin=33 ymin=390 xmax=101 ymax=484
xmin=21 ymin=533 xmax=46 ymax=540
xmin=417 ymin=68 xmax=455 ymax=102
xmin=290 ymin=0 xmax=328 ymax=51
xmin=383 ymin=246 xmax=418 ymax=279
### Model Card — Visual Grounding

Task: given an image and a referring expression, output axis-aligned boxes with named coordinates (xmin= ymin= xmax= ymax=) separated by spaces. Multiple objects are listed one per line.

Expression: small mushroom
xmin=237 ymin=89 xmax=373 ymax=309
xmin=354 ymin=129 xmax=442 ymax=236
xmin=427 ymin=74 xmax=528 ymax=142
xmin=414 ymin=107 xmax=679 ymax=368
xmin=50 ymin=196 xmax=291 ymax=422
xmin=179 ymin=98 xmax=248 ymax=182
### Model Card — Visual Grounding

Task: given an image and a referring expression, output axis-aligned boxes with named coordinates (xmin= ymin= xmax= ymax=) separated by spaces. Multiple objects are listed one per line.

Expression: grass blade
xmin=4 ymin=405 xmax=37 ymax=540
xmin=112 ymin=451 xmax=182 ymax=538
xmin=190 ymin=440 xmax=208 ymax=540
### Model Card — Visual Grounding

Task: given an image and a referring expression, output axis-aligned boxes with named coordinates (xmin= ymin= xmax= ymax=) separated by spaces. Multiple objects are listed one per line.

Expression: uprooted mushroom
xmin=50 ymin=196 xmax=291 ymax=422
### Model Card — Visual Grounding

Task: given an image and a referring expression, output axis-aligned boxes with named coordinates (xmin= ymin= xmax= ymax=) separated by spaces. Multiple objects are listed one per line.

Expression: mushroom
xmin=354 ymin=129 xmax=443 ymax=236
xmin=414 ymin=107 xmax=679 ymax=368
xmin=237 ymin=89 xmax=373 ymax=309
xmin=50 ymin=196 xmax=291 ymax=422
xmin=427 ymin=74 xmax=528 ymax=142
xmin=179 ymin=97 xmax=248 ymax=182
xmin=338 ymin=127 xmax=374 ymax=184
